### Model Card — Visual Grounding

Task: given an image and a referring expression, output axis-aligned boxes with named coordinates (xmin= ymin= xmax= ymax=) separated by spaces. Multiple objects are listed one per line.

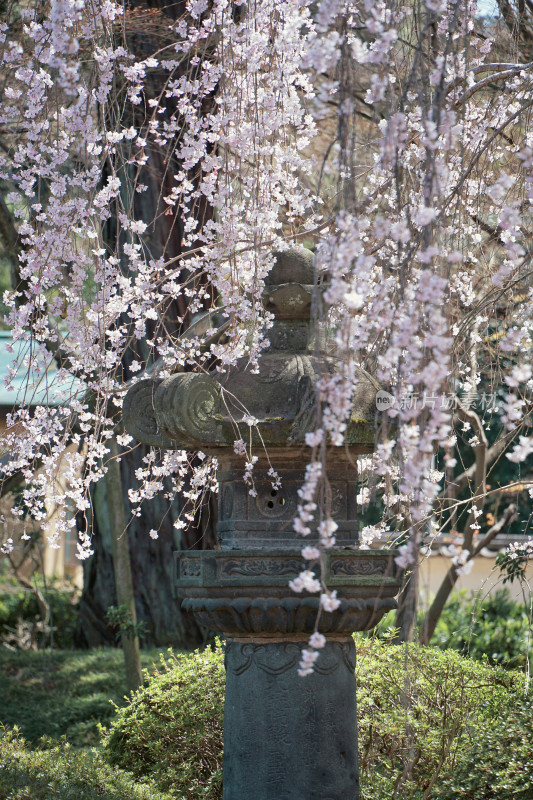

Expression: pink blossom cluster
xmin=0 ymin=0 xmax=532 ymax=673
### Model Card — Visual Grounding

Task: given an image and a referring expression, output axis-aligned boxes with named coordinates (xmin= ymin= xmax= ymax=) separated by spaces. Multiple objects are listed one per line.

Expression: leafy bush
xmin=431 ymin=589 xmax=533 ymax=668
xmin=0 ymin=726 xmax=169 ymax=800
xmin=356 ymin=636 xmax=525 ymax=800
xmin=101 ymin=638 xmax=530 ymax=800
xmin=3 ymin=641 xmax=530 ymax=800
xmin=369 ymin=589 xmax=533 ymax=669
xmin=0 ymin=580 xmax=79 ymax=649
xmin=102 ymin=647 xmax=225 ymax=800
xmin=432 ymin=694 xmax=533 ymax=800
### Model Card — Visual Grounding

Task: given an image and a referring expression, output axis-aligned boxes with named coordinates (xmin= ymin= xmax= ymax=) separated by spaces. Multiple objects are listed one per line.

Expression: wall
xmin=419 ymin=552 xmax=533 ymax=606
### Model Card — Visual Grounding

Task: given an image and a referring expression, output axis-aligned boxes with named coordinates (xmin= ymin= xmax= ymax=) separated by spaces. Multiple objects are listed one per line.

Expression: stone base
xmin=223 ymin=638 xmax=359 ymax=800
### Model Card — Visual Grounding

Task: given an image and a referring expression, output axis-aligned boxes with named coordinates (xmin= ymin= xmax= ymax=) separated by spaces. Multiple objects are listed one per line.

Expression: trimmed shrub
xmin=102 ymin=646 xmax=225 ymax=799
xmin=431 ymin=589 xmax=533 ymax=668
xmin=3 ymin=641 xmax=531 ymax=800
xmin=101 ymin=638 xmax=530 ymax=800
xmin=431 ymin=694 xmax=533 ymax=800
xmin=0 ymin=726 xmax=169 ymax=800
xmin=356 ymin=636 xmax=525 ymax=800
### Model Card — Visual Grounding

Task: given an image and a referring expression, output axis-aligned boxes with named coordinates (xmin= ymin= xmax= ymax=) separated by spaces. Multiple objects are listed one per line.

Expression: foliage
xmin=496 ymin=540 xmax=533 ymax=585
xmin=0 ymin=726 xmax=169 ymax=800
xmin=432 ymin=695 xmax=533 ymax=800
xmin=0 ymin=646 xmax=167 ymax=747
xmin=102 ymin=646 xmax=225 ymax=800
xmin=105 ymin=603 xmax=148 ymax=644
xmin=431 ymin=589 xmax=533 ymax=668
xmin=100 ymin=640 xmax=530 ymax=800
xmin=0 ymin=581 xmax=79 ymax=650
xmin=356 ymin=636 xmax=527 ymax=800
xmin=1 ymin=643 xmax=531 ymax=799
xmin=367 ymin=588 xmax=533 ymax=669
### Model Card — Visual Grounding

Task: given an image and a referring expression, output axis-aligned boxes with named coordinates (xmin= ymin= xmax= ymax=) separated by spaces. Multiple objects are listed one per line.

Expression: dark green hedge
xmin=355 ymin=636 xmax=528 ymax=799
xmin=432 ymin=694 xmax=533 ymax=800
xmin=102 ymin=647 xmax=224 ymax=799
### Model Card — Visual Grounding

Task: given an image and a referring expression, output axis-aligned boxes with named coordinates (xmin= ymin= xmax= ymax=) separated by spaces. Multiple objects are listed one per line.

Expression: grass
xmin=0 ymin=646 xmax=170 ymax=746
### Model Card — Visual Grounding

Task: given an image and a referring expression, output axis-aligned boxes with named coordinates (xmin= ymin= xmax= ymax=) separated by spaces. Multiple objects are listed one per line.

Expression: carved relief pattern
xmin=179 ymin=557 xmax=201 ymax=577
xmin=289 ymin=373 xmax=315 ymax=442
xmin=226 ymin=640 xmax=355 ymax=676
xmin=218 ymin=558 xmax=304 ymax=578
xmin=330 ymin=484 xmax=347 ymax=516
xmin=181 ymin=595 xmax=397 ymax=635
xmin=122 ymin=378 xmax=171 ymax=447
xmin=153 ymin=372 xmax=223 ymax=444
xmin=330 ymin=557 xmax=389 ymax=576
xmin=178 ymin=374 xmax=221 ymax=435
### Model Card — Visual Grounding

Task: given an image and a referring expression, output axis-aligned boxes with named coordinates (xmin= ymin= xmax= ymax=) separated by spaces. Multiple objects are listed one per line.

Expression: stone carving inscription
xmin=180 ymin=557 xmax=201 ymax=578
xmin=218 ymin=558 xmax=304 ymax=578
xmin=330 ymin=557 xmax=388 ymax=577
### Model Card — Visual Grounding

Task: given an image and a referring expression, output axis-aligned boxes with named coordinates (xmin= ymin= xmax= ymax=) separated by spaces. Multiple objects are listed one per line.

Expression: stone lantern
xmin=123 ymin=248 xmax=400 ymax=800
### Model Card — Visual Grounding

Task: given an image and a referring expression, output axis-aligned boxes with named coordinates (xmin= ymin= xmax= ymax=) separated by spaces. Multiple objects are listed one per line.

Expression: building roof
xmin=0 ymin=330 xmax=83 ymax=408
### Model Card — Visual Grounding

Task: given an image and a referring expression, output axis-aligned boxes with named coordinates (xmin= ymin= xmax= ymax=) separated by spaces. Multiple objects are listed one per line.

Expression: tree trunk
xmin=419 ymin=504 xmax=517 ymax=645
xmin=76 ymin=444 xmax=217 ymax=649
xmin=418 ymin=563 xmax=456 ymax=647
xmin=106 ymin=437 xmax=143 ymax=692
xmin=393 ymin=561 xmax=419 ymax=643
xmin=76 ymin=0 xmax=217 ymax=649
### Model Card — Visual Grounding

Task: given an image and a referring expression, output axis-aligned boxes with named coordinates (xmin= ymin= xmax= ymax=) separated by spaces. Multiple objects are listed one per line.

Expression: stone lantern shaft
xmin=123 ymin=248 xmax=400 ymax=800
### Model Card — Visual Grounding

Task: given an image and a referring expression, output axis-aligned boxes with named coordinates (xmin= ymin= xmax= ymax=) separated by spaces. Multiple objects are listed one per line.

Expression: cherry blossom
xmin=0 ymin=0 xmax=532 ymax=672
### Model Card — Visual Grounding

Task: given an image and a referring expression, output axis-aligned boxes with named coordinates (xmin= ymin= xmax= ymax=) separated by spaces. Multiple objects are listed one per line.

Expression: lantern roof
xmin=123 ymin=248 xmax=378 ymax=452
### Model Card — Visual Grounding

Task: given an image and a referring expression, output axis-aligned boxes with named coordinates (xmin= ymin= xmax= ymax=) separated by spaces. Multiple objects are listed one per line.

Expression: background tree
xmin=0 ymin=0 xmax=218 ymax=651
xmin=74 ymin=0 xmax=218 ymax=650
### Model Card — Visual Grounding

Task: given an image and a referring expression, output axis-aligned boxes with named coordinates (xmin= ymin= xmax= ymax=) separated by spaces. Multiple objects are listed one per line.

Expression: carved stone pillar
xmin=223 ymin=639 xmax=358 ymax=800
xmin=124 ymin=247 xmax=400 ymax=800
